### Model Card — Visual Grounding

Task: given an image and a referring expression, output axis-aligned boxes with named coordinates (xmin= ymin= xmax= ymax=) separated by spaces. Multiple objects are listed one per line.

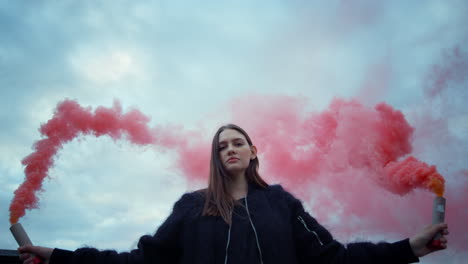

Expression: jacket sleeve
xmin=279 ymin=186 xmax=420 ymax=264
xmin=49 ymin=193 xmax=194 ymax=264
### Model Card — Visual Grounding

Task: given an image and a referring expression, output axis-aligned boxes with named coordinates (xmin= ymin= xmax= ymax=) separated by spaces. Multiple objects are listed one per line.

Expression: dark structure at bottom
xmin=0 ymin=250 xmax=20 ymax=264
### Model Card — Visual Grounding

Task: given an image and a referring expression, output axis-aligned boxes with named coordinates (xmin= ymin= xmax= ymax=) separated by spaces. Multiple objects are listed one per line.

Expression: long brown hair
xmin=202 ymin=124 xmax=268 ymax=224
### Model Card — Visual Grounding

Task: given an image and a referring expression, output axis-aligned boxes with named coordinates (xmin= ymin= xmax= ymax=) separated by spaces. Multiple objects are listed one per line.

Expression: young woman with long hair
xmin=19 ymin=124 xmax=448 ymax=264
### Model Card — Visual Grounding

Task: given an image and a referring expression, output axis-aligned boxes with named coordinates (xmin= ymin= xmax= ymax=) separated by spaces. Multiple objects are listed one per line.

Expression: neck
xmin=228 ymin=172 xmax=248 ymax=200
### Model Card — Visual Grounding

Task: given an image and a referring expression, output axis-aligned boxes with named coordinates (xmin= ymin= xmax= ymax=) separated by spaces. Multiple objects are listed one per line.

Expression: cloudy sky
xmin=1 ymin=1 xmax=467 ymax=263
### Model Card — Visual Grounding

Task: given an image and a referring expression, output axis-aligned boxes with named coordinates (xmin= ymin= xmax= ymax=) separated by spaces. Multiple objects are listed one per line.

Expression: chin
xmin=225 ymin=166 xmax=246 ymax=174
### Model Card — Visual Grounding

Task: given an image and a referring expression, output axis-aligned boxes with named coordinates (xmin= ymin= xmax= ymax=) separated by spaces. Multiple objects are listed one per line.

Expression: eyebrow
xmin=219 ymin=138 xmax=245 ymax=144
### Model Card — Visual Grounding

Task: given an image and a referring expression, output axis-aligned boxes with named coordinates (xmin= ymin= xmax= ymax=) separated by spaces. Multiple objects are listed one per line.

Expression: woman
xmin=19 ymin=124 xmax=448 ymax=264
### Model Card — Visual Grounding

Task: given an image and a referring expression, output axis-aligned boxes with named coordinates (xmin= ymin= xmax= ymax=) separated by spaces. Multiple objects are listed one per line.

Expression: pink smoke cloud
xmin=10 ymin=100 xmax=157 ymax=224
xmin=10 ymin=94 xmax=465 ymax=252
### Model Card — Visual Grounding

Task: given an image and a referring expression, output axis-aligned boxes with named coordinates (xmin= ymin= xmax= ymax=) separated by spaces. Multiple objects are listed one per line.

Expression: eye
xmin=235 ymin=142 xmax=243 ymax=147
xmin=218 ymin=145 xmax=226 ymax=151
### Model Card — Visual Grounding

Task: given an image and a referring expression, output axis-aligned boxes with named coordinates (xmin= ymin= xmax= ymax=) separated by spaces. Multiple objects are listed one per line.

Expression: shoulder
xmin=263 ymin=184 xmax=304 ymax=211
xmin=164 ymin=190 xmax=204 ymax=220
xmin=174 ymin=189 xmax=205 ymax=209
xmin=264 ymin=184 xmax=296 ymax=199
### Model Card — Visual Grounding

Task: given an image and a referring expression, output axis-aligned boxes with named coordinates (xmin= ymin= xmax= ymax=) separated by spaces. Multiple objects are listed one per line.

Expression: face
xmin=218 ymin=129 xmax=257 ymax=176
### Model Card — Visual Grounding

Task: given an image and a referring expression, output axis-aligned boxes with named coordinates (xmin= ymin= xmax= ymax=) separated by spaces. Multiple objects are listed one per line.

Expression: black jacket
xmin=50 ymin=184 xmax=419 ymax=264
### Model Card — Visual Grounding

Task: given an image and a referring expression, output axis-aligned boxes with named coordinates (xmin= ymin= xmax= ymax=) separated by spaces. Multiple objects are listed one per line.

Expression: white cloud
xmin=448 ymin=114 xmax=468 ymax=140
xmin=70 ymin=47 xmax=144 ymax=84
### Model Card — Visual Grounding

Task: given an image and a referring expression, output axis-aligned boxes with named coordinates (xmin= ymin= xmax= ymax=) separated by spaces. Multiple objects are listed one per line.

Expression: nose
xmin=226 ymin=144 xmax=236 ymax=154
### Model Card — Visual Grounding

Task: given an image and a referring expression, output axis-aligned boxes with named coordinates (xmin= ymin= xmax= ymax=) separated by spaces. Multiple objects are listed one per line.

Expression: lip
xmin=227 ymin=157 xmax=239 ymax=163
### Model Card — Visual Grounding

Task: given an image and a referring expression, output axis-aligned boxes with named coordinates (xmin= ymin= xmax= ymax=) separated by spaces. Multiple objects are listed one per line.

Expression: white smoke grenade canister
xmin=10 ymin=222 xmax=33 ymax=246
xmin=10 ymin=222 xmax=42 ymax=264
xmin=431 ymin=196 xmax=446 ymax=240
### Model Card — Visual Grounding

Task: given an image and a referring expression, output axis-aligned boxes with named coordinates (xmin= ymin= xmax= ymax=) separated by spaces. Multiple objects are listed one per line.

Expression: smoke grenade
xmin=10 ymin=223 xmax=42 ymax=264
xmin=431 ymin=196 xmax=446 ymax=246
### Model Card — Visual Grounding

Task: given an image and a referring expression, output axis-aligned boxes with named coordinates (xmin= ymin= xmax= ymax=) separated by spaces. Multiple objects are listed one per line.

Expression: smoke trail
xmin=218 ymin=93 xmax=467 ymax=252
xmin=9 ymin=99 xmax=156 ymax=224
xmin=9 ymin=99 xmax=210 ymax=224
xmin=223 ymin=95 xmax=449 ymax=240
xmin=229 ymin=95 xmax=444 ymax=196
xmin=10 ymin=95 xmax=455 ymax=248
xmin=409 ymin=45 xmax=468 ymax=252
xmin=425 ymin=46 xmax=468 ymax=98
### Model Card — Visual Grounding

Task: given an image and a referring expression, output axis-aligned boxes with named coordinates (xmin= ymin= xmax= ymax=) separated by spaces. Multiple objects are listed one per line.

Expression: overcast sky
xmin=1 ymin=1 xmax=467 ymax=263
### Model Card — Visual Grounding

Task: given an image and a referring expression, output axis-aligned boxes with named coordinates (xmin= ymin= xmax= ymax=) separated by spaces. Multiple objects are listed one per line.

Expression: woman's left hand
xmin=409 ymin=223 xmax=449 ymax=257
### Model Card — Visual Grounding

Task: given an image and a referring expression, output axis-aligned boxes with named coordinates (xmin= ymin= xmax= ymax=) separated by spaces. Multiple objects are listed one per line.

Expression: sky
xmin=1 ymin=1 xmax=467 ymax=263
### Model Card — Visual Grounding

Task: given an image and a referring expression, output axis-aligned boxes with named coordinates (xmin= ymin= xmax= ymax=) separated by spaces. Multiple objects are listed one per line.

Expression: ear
xmin=250 ymin=145 xmax=257 ymax=160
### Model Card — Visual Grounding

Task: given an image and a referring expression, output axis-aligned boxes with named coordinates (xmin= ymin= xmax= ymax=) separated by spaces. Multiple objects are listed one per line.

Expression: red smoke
xmin=9 ymin=100 xmax=156 ymax=224
xmin=9 ymin=99 xmax=211 ymax=224
xmin=222 ymin=96 xmax=451 ymax=238
xmin=409 ymin=45 xmax=468 ymax=251
xmin=10 ymin=95 xmax=458 ymax=247
xmin=228 ymin=96 xmax=444 ymax=196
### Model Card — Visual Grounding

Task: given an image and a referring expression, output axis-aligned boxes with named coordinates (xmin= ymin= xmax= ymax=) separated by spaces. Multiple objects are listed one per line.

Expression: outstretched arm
xmin=17 ymin=192 xmax=195 ymax=264
xmin=279 ymin=185 xmax=449 ymax=264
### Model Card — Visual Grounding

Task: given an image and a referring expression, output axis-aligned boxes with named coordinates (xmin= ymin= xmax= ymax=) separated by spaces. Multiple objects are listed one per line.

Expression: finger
xmin=18 ymin=246 xmax=27 ymax=253
xmin=437 ymin=223 xmax=448 ymax=230
xmin=18 ymin=245 xmax=34 ymax=253
xmin=19 ymin=253 xmax=31 ymax=260
xmin=24 ymin=256 xmax=35 ymax=264
xmin=430 ymin=223 xmax=448 ymax=235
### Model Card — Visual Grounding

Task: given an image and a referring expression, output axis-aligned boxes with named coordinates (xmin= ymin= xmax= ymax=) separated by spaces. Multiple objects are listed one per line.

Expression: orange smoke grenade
xmin=10 ymin=223 xmax=43 ymax=264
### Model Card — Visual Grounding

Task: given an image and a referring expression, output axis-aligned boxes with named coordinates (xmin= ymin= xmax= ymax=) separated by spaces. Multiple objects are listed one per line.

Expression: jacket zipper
xmin=224 ymin=223 xmax=232 ymax=264
xmin=297 ymin=215 xmax=324 ymax=246
xmin=224 ymin=196 xmax=265 ymax=264
xmin=245 ymin=196 xmax=264 ymax=264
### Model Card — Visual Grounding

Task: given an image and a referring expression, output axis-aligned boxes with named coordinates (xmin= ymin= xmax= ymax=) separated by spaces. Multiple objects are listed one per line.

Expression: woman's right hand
xmin=18 ymin=245 xmax=53 ymax=264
